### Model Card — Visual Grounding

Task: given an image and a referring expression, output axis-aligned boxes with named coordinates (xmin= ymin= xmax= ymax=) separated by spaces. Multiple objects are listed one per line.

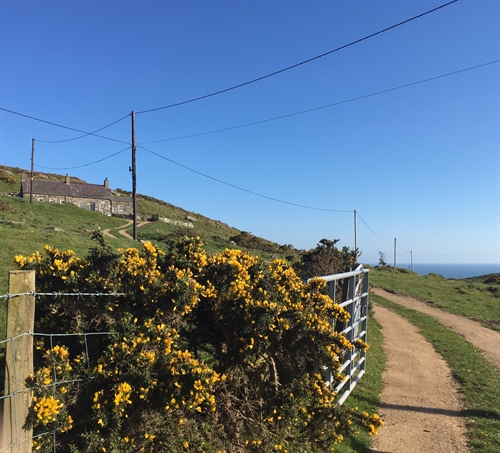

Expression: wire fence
xmin=1 ymin=280 xmax=122 ymax=453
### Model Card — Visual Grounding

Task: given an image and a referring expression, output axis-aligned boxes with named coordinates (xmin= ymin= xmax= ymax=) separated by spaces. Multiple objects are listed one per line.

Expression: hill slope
xmin=0 ymin=165 xmax=300 ymax=292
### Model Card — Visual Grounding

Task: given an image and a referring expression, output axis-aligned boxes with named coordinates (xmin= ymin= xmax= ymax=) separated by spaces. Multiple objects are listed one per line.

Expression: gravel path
xmin=370 ymin=304 xmax=469 ymax=453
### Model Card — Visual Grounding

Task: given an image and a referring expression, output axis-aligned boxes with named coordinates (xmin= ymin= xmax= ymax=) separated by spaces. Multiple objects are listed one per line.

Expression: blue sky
xmin=1 ymin=0 xmax=499 ymax=265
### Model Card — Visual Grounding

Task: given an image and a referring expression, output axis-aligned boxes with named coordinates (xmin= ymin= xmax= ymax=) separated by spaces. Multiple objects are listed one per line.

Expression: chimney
xmin=104 ymin=178 xmax=109 ymax=188
xmin=65 ymin=174 xmax=70 ymax=185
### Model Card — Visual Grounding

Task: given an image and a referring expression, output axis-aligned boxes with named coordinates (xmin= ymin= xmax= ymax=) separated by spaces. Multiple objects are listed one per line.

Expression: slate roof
xmin=21 ymin=180 xmax=131 ymax=201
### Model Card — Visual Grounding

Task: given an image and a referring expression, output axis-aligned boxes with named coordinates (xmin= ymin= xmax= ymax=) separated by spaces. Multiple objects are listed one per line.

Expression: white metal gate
xmin=313 ymin=265 xmax=369 ymax=405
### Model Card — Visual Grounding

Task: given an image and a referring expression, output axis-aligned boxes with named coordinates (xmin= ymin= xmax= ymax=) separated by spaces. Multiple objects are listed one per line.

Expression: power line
xmin=139 ymin=60 xmax=500 ymax=145
xmin=397 ymin=240 xmax=408 ymax=254
xmin=36 ymin=114 xmax=130 ymax=143
xmin=0 ymin=107 xmax=129 ymax=145
xmin=135 ymin=0 xmax=458 ymax=115
xmin=35 ymin=146 xmax=130 ymax=171
xmin=3 ymin=58 xmax=496 ymax=150
xmin=356 ymin=212 xmax=393 ymax=241
xmin=139 ymin=145 xmax=352 ymax=213
xmin=138 ymin=145 xmax=408 ymax=244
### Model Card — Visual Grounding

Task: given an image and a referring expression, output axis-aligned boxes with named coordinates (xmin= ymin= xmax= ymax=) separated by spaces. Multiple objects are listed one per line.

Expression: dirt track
xmin=372 ymin=288 xmax=500 ymax=368
xmin=370 ymin=303 xmax=469 ymax=453
xmin=102 ymin=220 xmax=149 ymax=240
xmin=369 ymin=288 xmax=500 ymax=452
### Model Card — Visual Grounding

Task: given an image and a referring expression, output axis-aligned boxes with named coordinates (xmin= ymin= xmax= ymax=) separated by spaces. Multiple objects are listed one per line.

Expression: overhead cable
xmin=397 ymin=240 xmax=408 ymax=254
xmin=135 ymin=0 xmax=458 ymax=115
xmin=356 ymin=212 xmax=393 ymax=241
xmin=36 ymin=114 xmax=130 ymax=143
xmin=139 ymin=59 xmax=500 ymax=145
xmin=139 ymin=146 xmax=408 ymax=244
xmin=0 ymin=107 xmax=129 ymax=145
xmin=35 ymin=146 xmax=130 ymax=171
xmin=3 ymin=58 xmax=496 ymax=148
xmin=139 ymin=145 xmax=352 ymax=213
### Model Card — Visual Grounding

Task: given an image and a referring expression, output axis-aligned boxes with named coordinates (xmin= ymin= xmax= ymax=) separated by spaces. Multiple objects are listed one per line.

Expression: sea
xmin=388 ymin=263 xmax=500 ymax=279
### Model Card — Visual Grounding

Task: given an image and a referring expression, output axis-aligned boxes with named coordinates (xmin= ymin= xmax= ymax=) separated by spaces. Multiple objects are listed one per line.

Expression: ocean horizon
xmin=365 ymin=263 xmax=500 ymax=279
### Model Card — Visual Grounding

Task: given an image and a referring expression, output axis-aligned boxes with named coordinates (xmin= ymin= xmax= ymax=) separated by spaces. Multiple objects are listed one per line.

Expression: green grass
xmin=372 ymin=293 xmax=500 ymax=453
xmin=370 ymin=267 xmax=500 ymax=332
xmin=0 ymin=196 xmax=135 ymax=292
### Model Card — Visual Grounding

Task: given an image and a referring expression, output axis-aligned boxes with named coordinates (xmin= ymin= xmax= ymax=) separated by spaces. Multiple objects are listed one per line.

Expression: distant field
xmin=369 ymin=266 xmax=500 ymax=332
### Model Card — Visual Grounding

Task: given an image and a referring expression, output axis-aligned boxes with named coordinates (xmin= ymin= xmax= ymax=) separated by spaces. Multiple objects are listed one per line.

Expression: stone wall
xmin=158 ymin=217 xmax=194 ymax=228
xmin=29 ymin=193 xmax=133 ymax=215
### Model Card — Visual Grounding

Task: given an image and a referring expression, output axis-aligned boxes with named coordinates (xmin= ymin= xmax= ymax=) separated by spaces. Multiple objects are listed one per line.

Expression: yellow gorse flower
xmin=32 ymin=396 xmax=63 ymax=426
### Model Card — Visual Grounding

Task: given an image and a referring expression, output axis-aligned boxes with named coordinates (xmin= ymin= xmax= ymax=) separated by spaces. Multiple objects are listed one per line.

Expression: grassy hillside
xmin=0 ymin=164 xmax=300 ymax=293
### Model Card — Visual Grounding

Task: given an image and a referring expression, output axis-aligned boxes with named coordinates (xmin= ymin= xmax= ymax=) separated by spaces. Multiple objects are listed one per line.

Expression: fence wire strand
xmin=1 ymin=291 xmax=120 ymax=452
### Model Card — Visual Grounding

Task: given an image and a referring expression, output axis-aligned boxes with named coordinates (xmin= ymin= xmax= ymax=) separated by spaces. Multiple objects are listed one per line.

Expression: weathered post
xmin=1 ymin=270 xmax=35 ymax=453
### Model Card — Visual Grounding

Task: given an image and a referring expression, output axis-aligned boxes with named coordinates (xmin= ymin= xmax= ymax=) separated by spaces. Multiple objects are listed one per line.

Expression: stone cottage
xmin=20 ymin=175 xmax=133 ymax=215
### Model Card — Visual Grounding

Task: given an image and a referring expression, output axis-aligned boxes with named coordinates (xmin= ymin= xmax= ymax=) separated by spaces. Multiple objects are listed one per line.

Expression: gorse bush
xmin=15 ymin=232 xmax=381 ymax=453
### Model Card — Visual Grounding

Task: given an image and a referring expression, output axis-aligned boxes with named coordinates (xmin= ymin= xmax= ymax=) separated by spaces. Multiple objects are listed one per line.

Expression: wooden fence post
xmin=1 ymin=270 xmax=35 ymax=453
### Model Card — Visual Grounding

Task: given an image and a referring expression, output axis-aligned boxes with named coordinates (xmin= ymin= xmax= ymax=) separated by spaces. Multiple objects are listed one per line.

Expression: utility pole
xmin=394 ymin=238 xmax=397 ymax=268
xmin=131 ymin=111 xmax=137 ymax=241
xmin=354 ymin=210 xmax=357 ymax=261
xmin=410 ymin=251 xmax=413 ymax=272
xmin=30 ymin=138 xmax=34 ymax=204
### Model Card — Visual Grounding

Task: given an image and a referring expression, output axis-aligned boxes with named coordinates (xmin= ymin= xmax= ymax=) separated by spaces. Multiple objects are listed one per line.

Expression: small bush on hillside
xmin=293 ymin=239 xmax=359 ymax=279
xmin=15 ymin=233 xmax=381 ymax=453
xmin=484 ymin=274 xmax=500 ymax=284
xmin=229 ymin=231 xmax=300 ymax=260
xmin=0 ymin=199 xmax=15 ymax=212
xmin=377 ymin=252 xmax=390 ymax=269
xmin=425 ymin=272 xmax=446 ymax=279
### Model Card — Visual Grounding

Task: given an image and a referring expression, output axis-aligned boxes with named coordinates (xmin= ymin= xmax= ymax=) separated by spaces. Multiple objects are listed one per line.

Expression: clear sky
xmin=1 ymin=0 xmax=499 ymax=265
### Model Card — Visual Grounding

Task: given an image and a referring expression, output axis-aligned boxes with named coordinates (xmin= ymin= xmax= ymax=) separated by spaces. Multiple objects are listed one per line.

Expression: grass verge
xmin=335 ymin=313 xmax=386 ymax=453
xmin=372 ymin=293 xmax=500 ymax=453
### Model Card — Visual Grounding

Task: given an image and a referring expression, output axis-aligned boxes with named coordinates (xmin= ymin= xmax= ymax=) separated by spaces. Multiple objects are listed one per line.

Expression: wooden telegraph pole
xmin=394 ymin=238 xmax=397 ymax=268
xmin=353 ymin=210 xmax=357 ymax=261
xmin=30 ymin=139 xmax=34 ymax=204
xmin=131 ymin=111 xmax=137 ymax=240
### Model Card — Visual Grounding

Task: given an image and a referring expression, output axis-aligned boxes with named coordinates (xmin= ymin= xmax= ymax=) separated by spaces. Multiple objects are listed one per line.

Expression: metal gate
xmin=313 ymin=265 xmax=369 ymax=405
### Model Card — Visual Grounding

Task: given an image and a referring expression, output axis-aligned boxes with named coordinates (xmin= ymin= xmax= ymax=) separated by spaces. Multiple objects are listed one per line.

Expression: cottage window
xmin=78 ymin=202 xmax=84 ymax=209
xmin=99 ymin=203 xmax=105 ymax=211
xmin=49 ymin=199 xmax=56 ymax=203
xmin=38 ymin=198 xmax=44 ymax=202
xmin=118 ymin=205 xmax=125 ymax=212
